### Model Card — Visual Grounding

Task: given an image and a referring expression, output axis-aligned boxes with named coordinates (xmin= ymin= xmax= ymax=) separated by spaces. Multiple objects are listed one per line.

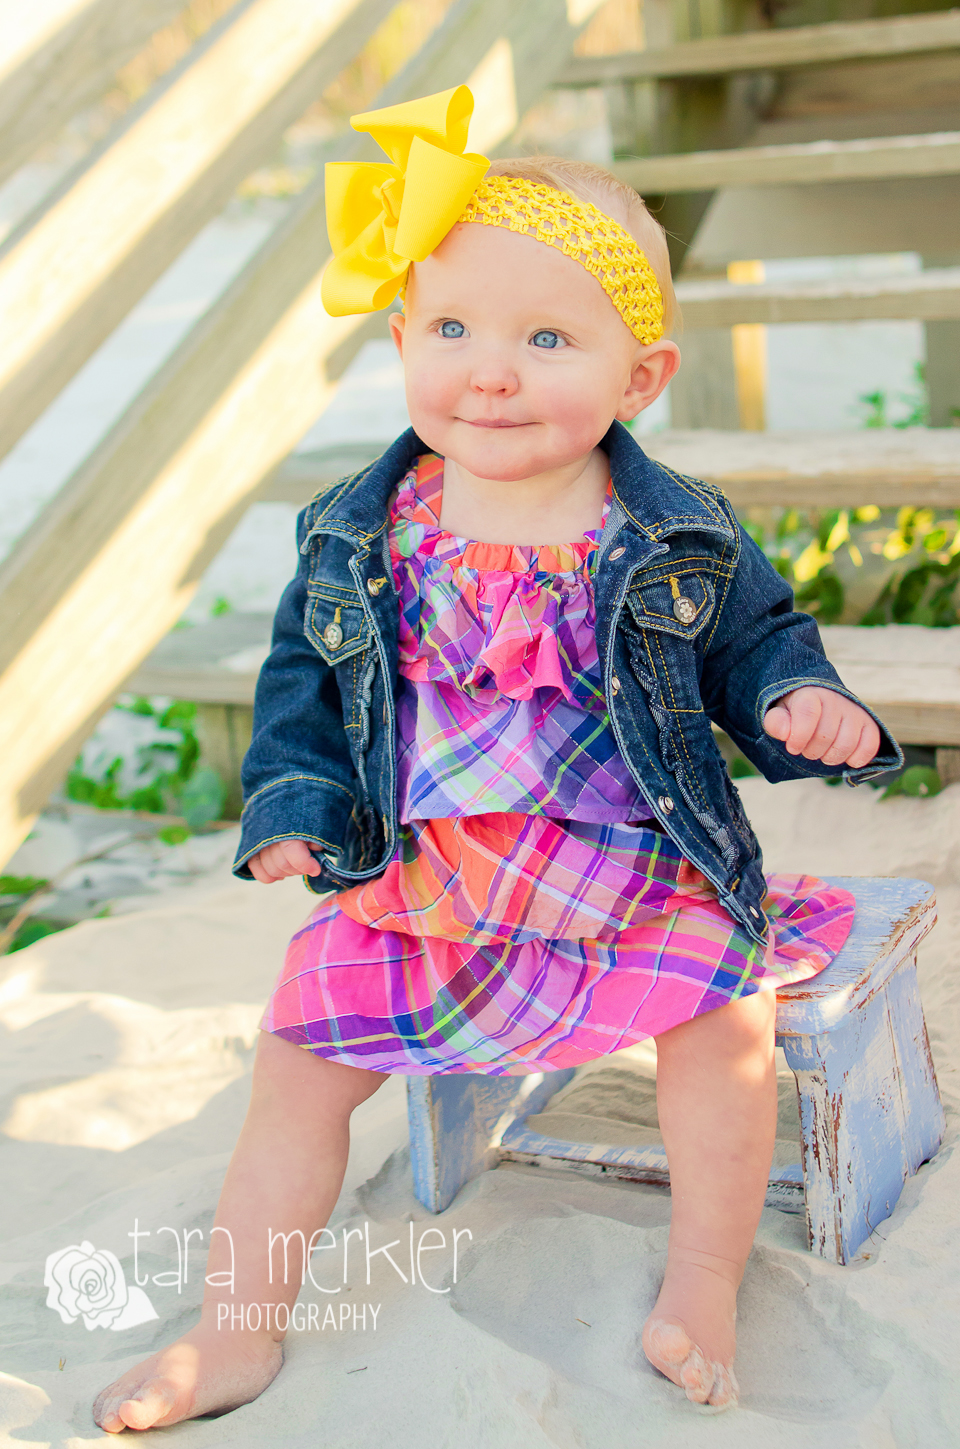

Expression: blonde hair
xmin=485 ymin=155 xmax=678 ymax=338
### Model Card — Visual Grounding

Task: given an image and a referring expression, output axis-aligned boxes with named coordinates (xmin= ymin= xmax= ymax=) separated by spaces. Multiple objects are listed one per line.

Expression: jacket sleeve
xmin=232 ymin=504 xmax=358 ymax=881
xmin=699 ymin=520 xmax=902 ymax=784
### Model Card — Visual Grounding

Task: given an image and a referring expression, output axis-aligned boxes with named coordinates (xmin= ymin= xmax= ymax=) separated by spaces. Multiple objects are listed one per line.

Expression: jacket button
xmin=749 ymin=906 xmax=760 ymax=918
xmin=367 ymin=577 xmax=386 ymax=596
xmin=323 ymin=622 xmax=343 ymax=649
xmin=673 ymin=596 xmax=698 ymax=625
xmin=609 ymin=546 xmax=626 ymax=560
xmin=658 ymin=795 xmax=674 ymax=814
xmin=610 ymin=675 xmax=621 ymax=694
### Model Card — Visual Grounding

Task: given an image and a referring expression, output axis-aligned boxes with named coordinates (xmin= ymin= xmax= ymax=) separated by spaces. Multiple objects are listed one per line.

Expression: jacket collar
xmin=307 ymin=421 xmax=734 ymax=546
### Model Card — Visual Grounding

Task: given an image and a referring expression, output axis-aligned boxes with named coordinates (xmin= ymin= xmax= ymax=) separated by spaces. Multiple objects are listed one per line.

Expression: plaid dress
xmin=262 ymin=453 xmax=854 ymax=1074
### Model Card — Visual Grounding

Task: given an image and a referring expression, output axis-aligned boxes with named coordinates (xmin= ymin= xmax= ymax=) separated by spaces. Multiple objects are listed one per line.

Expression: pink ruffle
xmin=389 ymin=457 xmax=610 ymax=707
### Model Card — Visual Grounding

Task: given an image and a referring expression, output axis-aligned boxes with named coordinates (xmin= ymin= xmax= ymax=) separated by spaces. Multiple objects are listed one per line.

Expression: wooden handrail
xmin=0 ymin=0 xmax=185 ymax=186
xmin=0 ymin=0 xmax=397 ymax=463
xmin=0 ymin=0 xmax=606 ymax=870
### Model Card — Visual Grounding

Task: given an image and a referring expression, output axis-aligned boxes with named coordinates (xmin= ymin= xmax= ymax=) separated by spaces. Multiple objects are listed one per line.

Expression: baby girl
xmin=94 ymin=85 xmax=898 ymax=1431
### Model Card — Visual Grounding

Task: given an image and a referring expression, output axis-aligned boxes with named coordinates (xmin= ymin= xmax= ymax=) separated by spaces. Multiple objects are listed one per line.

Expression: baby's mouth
xmin=460 ymin=418 xmax=528 ymax=428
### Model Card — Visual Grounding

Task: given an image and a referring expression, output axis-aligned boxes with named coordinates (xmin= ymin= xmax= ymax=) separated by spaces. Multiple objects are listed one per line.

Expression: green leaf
xmin=158 ymin=825 xmax=191 ymax=846
xmin=159 ymin=700 xmax=197 ymax=731
xmin=7 ymin=918 xmax=65 ymax=953
xmin=179 ymin=767 xmax=227 ymax=831
xmin=0 ymin=874 xmax=49 ymax=895
xmin=899 ymin=765 xmax=942 ymax=799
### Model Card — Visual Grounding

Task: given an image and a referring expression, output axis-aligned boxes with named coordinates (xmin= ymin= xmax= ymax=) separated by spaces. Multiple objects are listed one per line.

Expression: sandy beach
xmin=2 ymin=774 xmax=958 ymax=1446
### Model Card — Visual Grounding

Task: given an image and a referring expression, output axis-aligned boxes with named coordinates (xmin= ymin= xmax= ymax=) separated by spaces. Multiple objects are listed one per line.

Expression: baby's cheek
xmin=535 ymin=373 xmax=616 ymax=447
xmin=405 ymin=357 xmax=462 ymax=423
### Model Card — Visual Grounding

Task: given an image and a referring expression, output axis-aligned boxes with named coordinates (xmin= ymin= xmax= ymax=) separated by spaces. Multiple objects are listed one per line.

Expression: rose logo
xmin=44 ymin=1241 xmax=157 ymax=1332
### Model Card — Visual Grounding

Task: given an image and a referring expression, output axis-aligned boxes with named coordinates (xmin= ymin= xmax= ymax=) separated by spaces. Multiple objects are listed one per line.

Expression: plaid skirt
xmin=261 ymin=813 xmax=854 ymax=1075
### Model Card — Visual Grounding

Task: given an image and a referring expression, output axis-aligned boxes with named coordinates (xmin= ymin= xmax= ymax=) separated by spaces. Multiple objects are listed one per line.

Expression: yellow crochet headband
xmin=321 ymin=86 xmax=664 ymax=345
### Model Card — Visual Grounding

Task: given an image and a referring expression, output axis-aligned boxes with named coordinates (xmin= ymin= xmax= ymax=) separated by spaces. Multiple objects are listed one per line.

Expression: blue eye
xmin=532 ymin=330 xmax=563 ymax=349
xmin=439 ymin=320 xmax=465 ymax=338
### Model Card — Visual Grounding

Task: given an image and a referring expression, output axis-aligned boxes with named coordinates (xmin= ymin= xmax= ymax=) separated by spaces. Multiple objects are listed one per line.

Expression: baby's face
xmin=390 ymin=221 xmax=670 ymax=482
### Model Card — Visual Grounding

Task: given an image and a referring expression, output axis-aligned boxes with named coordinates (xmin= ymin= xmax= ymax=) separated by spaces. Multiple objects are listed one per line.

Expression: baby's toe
xmin=702 ymin=1362 xmax=739 ymax=1412
xmin=643 ymin=1317 xmax=693 ymax=1372
xmin=93 ymin=1394 xmax=126 ymax=1434
xmin=118 ymin=1378 xmax=180 ymax=1431
xmin=678 ymin=1345 xmax=715 ymax=1404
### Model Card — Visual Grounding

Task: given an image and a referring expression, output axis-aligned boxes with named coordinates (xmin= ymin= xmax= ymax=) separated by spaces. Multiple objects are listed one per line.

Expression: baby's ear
xmin=617 ymin=338 xmax=681 ymax=421
xmin=388 ymin=310 xmax=406 ymax=357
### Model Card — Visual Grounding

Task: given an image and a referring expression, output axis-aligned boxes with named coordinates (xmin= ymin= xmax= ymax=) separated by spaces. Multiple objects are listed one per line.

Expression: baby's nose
xmin=470 ymin=362 xmax=519 ymax=395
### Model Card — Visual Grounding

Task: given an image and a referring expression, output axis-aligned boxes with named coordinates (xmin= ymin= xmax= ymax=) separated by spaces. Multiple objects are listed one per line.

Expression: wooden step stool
xmin=406 ymin=877 xmax=944 ymax=1265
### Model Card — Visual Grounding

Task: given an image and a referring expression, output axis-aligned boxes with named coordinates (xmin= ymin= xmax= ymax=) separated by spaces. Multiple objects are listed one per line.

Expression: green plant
xmin=881 ymin=765 xmax=942 ymax=800
xmin=859 ymin=390 xmax=887 ymax=429
xmin=748 ymin=500 xmax=960 ymax=628
xmin=65 ymin=698 xmax=224 ymax=836
xmin=0 ymin=874 xmax=50 ymax=895
xmin=5 ymin=917 xmax=64 ymax=953
xmin=856 ymin=362 xmax=929 ymax=431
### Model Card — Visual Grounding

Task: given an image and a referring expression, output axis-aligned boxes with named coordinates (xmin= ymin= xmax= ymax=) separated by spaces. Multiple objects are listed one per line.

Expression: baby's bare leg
xmin=642 ymin=990 xmax=777 ymax=1410
xmin=93 ymin=1033 xmax=388 ymax=1433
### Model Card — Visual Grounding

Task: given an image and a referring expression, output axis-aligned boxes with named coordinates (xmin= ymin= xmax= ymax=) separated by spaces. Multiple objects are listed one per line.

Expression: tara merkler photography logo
xmin=42 ymin=1218 xmax=473 ymax=1332
xmin=44 ymin=1241 xmax=158 ymax=1332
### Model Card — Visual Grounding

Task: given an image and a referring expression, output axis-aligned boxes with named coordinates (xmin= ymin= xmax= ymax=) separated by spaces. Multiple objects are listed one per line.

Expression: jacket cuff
xmin=233 ymin=774 xmax=357 ymax=880
xmin=757 ymin=677 xmax=903 ymax=783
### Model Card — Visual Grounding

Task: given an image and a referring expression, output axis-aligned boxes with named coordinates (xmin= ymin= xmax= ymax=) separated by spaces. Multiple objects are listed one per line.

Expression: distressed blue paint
xmin=405 ymin=878 xmax=944 ymax=1264
xmin=407 ymin=1069 xmax=575 ymax=1212
xmin=776 ymin=876 xmax=935 ymax=1036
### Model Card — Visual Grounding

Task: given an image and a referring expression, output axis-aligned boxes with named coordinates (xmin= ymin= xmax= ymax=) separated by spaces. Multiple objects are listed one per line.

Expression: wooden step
xmin=820 ymin=624 xmax=960 ymax=747
xmin=674 ymin=266 xmax=960 ymax=326
xmin=126 ymin=614 xmax=960 ymax=749
xmin=263 ymin=431 xmax=960 ymax=511
xmin=641 ymin=429 xmax=960 ymax=509
xmin=613 ymin=130 xmax=960 ymax=193
xmin=557 ymin=10 xmax=960 ymax=85
xmin=126 ymin=612 xmax=273 ymax=706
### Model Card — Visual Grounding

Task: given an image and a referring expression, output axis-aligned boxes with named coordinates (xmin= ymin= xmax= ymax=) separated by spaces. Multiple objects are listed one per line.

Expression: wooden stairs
xmin=2 ymin=0 xmax=960 ymax=863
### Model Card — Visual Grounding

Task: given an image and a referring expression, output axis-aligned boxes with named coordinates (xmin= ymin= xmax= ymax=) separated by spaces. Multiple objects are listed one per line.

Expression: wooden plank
xmin=0 ymin=0 xmax=185 ymax=186
xmin=125 ymin=610 xmax=272 ymax=703
xmin=819 ymin=625 xmax=960 ymax=747
xmin=260 ymin=430 xmax=960 ymax=510
xmin=0 ymin=0 xmax=398 ymax=464
xmin=614 ymin=130 xmax=960 ymax=194
xmin=823 ymin=624 xmax=960 ymax=748
xmin=642 ymin=428 xmax=960 ymax=509
xmin=557 ymin=10 xmax=960 ymax=85
xmin=0 ymin=0 xmax=605 ymax=870
xmin=675 ymin=266 xmax=960 ymax=326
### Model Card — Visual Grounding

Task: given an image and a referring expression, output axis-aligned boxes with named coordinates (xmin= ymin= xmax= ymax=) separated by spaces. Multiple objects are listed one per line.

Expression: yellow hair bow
xmin=322 ymin=86 xmax=489 ymax=316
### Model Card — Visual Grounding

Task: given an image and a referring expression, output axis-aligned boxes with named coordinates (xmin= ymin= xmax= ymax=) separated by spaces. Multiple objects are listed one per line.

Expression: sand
xmin=2 ymin=776 xmax=959 ymax=1446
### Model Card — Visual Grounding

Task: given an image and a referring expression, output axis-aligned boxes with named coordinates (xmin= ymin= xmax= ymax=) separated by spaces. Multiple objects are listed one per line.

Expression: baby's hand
xmin=248 ymin=839 xmax=321 ymax=883
xmin=762 ymin=686 xmax=880 ymax=768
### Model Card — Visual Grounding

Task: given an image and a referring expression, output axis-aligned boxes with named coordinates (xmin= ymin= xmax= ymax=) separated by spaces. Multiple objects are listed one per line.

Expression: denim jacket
xmin=234 ymin=421 xmax=901 ymax=944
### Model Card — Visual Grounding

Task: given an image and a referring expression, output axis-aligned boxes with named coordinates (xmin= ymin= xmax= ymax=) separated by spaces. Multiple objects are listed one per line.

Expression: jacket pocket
xmin=626 ymin=568 xmax=716 ymax=641
xmin=305 ymin=588 xmax=371 ymax=665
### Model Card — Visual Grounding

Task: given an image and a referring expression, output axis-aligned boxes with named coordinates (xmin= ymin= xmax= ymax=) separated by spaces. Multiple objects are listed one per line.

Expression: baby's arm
xmin=699 ymin=523 xmax=900 ymax=781
xmin=762 ymin=685 xmax=880 ymax=769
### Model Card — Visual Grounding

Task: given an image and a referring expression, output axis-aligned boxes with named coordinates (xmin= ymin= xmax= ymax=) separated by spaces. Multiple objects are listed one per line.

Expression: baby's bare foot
xmin=92 ymin=1320 xmax=282 ymax=1432
xmin=641 ymin=1259 xmax=740 ymax=1411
